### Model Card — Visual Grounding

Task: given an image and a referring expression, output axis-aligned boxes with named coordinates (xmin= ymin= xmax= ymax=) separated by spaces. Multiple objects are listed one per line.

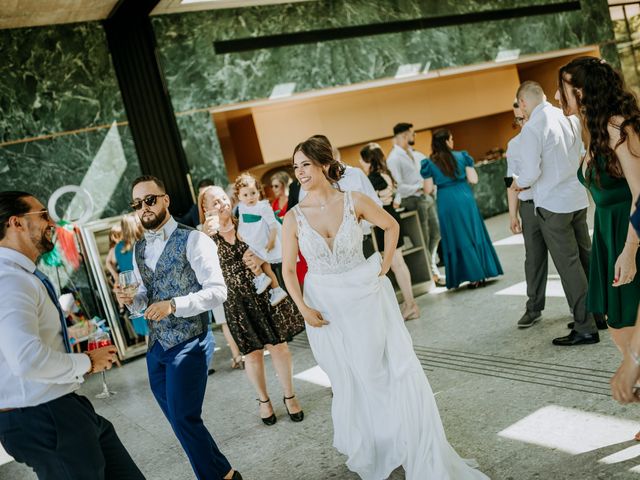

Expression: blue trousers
xmin=147 ymin=333 xmax=231 ymax=480
xmin=0 ymin=393 xmax=144 ymax=479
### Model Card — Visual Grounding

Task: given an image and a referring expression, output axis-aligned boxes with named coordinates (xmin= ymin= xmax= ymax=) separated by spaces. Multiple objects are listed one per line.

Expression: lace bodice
xmin=293 ymin=192 xmax=365 ymax=275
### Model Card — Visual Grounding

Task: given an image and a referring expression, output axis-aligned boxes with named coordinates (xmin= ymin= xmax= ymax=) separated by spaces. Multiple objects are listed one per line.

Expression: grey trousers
xmin=519 ymin=201 xmax=548 ymax=313
xmin=536 ymin=207 xmax=596 ymax=334
xmin=402 ymin=194 xmax=441 ymax=278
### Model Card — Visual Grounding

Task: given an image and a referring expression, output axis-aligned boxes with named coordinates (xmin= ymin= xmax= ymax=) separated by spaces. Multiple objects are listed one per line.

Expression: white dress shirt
xmin=0 ymin=247 xmax=91 ymax=408
xmin=410 ymin=147 xmax=427 ymax=171
xmin=516 ymin=101 xmax=589 ymax=213
xmin=132 ymin=217 xmax=227 ymax=317
xmin=298 ymin=165 xmax=382 ymax=234
xmin=506 ymin=133 xmax=533 ymax=201
xmin=386 ymin=144 xmax=423 ymax=200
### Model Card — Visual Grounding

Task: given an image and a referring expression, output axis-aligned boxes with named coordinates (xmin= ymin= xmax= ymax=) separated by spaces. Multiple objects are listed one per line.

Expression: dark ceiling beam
xmin=214 ymin=1 xmax=581 ymax=54
xmin=103 ymin=0 xmax=194 ymax=215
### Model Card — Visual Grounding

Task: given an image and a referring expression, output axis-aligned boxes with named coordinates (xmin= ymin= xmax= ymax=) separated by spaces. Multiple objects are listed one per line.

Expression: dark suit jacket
xmin=287 ymin=181 xmax=301 ymax=210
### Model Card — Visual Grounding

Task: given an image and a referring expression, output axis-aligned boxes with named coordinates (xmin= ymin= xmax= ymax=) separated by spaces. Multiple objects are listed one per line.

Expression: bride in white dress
xmin=281 ymin=136 xmax=490 ymax=480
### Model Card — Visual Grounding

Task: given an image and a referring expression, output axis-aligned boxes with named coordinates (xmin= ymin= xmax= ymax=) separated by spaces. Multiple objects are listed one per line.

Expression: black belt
xmin=521 ymin=199 xmax=534 ymax=204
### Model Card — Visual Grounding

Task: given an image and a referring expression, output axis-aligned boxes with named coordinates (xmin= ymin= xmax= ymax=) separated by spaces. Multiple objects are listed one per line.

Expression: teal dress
xmin=578 ymin=160 xmax=640 ymax=328
xmin=420 ymin=150 xmax=503 ymax=289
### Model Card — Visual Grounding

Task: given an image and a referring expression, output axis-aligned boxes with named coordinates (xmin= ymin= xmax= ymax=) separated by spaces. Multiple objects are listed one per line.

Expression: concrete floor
xmin=3 ymin=210 xmax=640 ymax=480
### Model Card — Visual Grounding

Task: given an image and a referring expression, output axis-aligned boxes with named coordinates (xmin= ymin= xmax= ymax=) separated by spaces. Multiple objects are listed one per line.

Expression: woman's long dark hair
xmin=359 ymin=143 xmax=396 ymax=186
xmin=558 ymin=56 xmax=640 ymax=185
xmin=431 ymin=129 xmax=458 ymax=178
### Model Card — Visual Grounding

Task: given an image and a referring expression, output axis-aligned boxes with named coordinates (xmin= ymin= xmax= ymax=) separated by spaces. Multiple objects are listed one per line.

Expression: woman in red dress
xmin=270 ymin=171 xmax=292 ymax=221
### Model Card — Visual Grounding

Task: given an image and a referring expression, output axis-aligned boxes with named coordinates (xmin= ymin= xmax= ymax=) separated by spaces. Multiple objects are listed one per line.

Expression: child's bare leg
xmin=262 ymin=263 xmax=279 ymax=289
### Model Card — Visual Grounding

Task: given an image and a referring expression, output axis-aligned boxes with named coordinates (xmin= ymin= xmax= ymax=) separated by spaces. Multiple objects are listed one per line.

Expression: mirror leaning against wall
xmin=77 ymin=216 xmax=147 ymax=360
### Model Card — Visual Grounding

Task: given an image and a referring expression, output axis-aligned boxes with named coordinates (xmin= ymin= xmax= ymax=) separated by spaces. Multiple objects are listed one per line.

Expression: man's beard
xmin=408 ymin=139 xmax=415 ymax=146
xmin=33 ymin=227 xmax=55 ymax=255
xmin=141 ymin=208 xmax=167 ymax=230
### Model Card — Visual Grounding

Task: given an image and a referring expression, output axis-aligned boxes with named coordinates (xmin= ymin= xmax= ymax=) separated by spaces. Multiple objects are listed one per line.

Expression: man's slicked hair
xmin=0 ymin=191 xmax=32 ymax=240
xmin=131 ymin=175 xmax=166 ymax=194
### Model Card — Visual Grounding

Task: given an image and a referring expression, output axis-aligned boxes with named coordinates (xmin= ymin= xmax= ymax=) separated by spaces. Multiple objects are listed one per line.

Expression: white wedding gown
xmin=293 ymin=192 xmax=489 ymax=480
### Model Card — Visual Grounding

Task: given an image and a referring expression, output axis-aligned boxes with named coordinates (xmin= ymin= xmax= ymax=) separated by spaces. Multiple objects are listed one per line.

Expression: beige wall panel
xmin=252 ymin=66 xmax=520 ymax=163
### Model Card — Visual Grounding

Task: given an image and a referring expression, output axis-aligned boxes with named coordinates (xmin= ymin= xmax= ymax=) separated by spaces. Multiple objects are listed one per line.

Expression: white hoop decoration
xmin=48 ymin=185 xmax=94 ymax=225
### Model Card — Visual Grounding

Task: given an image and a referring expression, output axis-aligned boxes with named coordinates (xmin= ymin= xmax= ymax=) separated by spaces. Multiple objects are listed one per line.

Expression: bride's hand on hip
xmin=302 ymin=307 xmax=329 ymax=328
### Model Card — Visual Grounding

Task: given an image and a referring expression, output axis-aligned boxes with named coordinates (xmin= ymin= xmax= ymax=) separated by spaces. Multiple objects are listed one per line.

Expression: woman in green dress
xmin=556 ymin=57 xmax=640 ymax=357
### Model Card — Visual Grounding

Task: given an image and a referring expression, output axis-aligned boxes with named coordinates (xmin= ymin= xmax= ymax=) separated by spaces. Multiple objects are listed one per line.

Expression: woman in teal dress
xmin=556 ymin=57 xmax=640 ymax=359
xmin=420 ymin=129 xmax=503 ymax=289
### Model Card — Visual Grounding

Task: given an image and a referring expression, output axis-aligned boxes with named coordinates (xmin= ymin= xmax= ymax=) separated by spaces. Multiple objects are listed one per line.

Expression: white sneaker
xmin=269 ymin=287 xmax=288 ymax=306
xmin=253 ymin=274 xmax=271 ymax=294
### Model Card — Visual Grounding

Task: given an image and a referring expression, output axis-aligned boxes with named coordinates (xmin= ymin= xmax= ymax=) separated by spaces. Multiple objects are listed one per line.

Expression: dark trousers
xmin=536 ymin=207 xmax=596 ymax=334
xmin=147 ymin=333 xmax=231 ymax=480
xmin=401 ymin=194 xmax=441 ymax=277
xmin=0 ymin=392 xmax=144 ymax=480
xmin=520 ymin=201 xmax=548 ymax=313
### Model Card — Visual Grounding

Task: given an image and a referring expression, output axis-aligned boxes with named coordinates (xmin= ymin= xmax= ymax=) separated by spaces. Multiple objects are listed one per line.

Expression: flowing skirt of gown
xmin=303 ymin=252 xmax=490 ymax=480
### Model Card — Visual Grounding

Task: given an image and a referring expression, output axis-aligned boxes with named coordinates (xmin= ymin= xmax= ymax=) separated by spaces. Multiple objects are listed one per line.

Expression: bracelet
xmin=625 ymin=241 xmax=640 ymax=246
xmin=630 ymin=349 xmax=640 ymax=367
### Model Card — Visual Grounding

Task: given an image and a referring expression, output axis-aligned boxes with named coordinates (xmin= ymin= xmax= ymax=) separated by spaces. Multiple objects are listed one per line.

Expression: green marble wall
xmin=0 ymin=23 xmax=139 ymax=219
xmin=152 ymin=0 xmax=616 ymax=190
xmin=474 ymin=158 xmax=509 ymax=218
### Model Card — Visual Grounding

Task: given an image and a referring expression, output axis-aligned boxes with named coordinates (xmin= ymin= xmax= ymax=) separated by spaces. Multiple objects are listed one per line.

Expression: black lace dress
xmin=214 ymin=233 xmax=305 ymax=354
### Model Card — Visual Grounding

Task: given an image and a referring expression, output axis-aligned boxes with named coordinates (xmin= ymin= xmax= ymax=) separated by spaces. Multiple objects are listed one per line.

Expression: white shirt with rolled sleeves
xmin=298 ymin=165 xmax=382 ymax=235
xmin=0 ymin=247 xmax=91 ymax=409
xmin=515 ymin=101 xmax=589 ymax=213
xmin=506 ymin=133 xmax=533 ymax=202
xmin=386 ymin=144 xmax=423 ymax=200
xmin=132 ymin=216 xmax=227 ymax=317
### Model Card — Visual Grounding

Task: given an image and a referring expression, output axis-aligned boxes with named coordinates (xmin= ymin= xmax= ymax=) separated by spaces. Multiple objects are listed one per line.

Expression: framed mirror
xmin=77 ymin=216 xmax=147 ymax=360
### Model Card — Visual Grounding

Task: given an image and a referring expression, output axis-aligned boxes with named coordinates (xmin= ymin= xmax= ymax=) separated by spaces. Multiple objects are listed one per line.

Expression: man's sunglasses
xmin=21 ymin=209 xmax=51 ymax=222
xmin=130 ymin=194 xmax=166 ymax=211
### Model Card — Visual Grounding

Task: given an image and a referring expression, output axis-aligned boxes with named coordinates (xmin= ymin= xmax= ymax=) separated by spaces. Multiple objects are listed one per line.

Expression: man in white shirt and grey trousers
xmin=512 ymin=81 xmax=599 ymax=346
xmin=0 ymin=191 xmax=144 ymax=479
xmin=387 ymin=123 xmax=444 ymax=287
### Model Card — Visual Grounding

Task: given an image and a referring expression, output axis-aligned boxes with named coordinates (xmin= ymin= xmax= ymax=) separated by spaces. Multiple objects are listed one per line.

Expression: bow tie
xmin=145 ymin=229 xmax=166 ymax=243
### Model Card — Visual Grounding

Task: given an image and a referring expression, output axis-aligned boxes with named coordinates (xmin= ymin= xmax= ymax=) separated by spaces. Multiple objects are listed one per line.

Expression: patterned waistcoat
xmin=135 ymin=225 xmax=208 ymax=349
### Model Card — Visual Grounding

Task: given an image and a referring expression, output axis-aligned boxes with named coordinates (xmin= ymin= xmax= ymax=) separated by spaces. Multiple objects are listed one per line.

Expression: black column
xmin=103 ymin=0 xmax=192 ymax=214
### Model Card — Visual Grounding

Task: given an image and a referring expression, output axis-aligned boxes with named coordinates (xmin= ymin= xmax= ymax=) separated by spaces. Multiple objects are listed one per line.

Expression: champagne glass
xmin=204 ymin=210 xmax=220 ymax=235
xmin=93 ymin=330 xmax=117 ymax=399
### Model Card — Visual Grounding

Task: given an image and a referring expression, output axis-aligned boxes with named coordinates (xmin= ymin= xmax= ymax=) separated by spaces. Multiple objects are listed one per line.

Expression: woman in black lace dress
xmin=199 ymin=186 xmax=305 ymax=426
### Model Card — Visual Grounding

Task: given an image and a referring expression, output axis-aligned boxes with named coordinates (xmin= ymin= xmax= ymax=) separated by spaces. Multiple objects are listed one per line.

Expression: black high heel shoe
xmin=283 ymin=395 xmax=304 ymax=422
xmin=257 ymin=398 xmax=277 ymax=426
xmin=231 ymin=471 xmax=243 ymax=480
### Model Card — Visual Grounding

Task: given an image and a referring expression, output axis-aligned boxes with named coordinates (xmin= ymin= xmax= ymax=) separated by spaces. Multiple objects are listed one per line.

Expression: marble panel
xmin=474 ymin=158 xmax=509 ymax=219
xmin=0 ymin=125 xmax=140 ymax=219
xmin=0 ymin=22 xmax=137 ymax=219
xmin=153 ymin=0 xmax=616 ymax=194
xmin=0 ymin=22 xmax=127 ymax=140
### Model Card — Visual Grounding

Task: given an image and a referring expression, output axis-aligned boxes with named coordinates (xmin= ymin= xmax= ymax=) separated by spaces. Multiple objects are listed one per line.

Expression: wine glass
xmin=118 ymin=271 xmax=146 ymax=318
xmin=92 ymin=330 xmax=117 ymax=399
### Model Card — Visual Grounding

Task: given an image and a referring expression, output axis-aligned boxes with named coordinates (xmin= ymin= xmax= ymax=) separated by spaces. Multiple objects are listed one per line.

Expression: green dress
xmin=578 ymin=158 xmax=640 ymax=328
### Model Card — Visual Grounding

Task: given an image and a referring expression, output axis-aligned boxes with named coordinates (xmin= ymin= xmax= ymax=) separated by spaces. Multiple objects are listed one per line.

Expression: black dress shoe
xmin=207 ymin=368 xmax=216 ymax=376
xmin=257 ymin=398 xmax=277 ymax=426
xmin=552 ymin=330 xmax=600 ymax=346
xmin=567 ymin=318 xmax=608 ymax=331
xmin=283 ymin=395 xmax=304 ymax=422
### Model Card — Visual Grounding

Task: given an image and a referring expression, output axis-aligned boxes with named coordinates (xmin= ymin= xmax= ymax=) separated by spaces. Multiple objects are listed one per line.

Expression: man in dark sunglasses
xmin=115 ymin=175 xmax=241 ymax=480
xmin=0 ymin=191 xmax=144 ymax=479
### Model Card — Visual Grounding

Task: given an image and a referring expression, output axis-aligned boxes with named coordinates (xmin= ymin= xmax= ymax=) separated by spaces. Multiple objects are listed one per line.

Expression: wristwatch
xmin=169 ymin=298 xmax=176 ymax=314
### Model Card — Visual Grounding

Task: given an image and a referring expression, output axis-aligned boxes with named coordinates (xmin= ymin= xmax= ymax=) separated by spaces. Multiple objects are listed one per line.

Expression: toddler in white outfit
xmin=234 ymin=173 xmax=288 ymax=306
